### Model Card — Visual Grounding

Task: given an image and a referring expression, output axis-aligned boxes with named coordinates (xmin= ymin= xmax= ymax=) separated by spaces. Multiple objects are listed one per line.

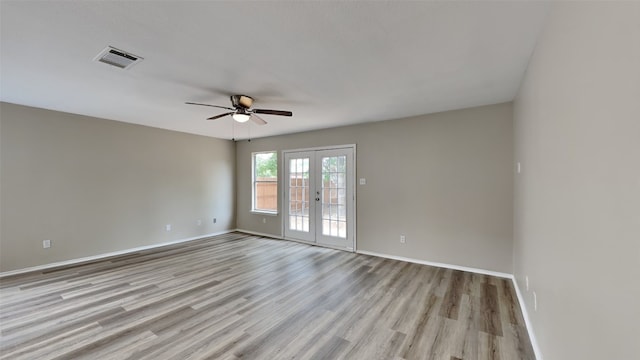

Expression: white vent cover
xmin=94 ymin=46 xmax=143 ymax=69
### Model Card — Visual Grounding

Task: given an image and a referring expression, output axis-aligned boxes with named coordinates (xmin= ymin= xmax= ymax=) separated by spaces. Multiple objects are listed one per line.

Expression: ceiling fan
xmin=186 ymin=95 xmax=292 ymax=125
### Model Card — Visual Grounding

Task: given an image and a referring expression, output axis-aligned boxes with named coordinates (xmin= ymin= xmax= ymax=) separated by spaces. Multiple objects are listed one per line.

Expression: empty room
xmin=0 ymin=1 xmax=638 ymax=360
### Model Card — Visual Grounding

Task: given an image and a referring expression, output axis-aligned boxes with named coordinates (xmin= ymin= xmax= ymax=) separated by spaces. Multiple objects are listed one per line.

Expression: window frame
xmin=251 ymin=151 xmax=279 ymax=215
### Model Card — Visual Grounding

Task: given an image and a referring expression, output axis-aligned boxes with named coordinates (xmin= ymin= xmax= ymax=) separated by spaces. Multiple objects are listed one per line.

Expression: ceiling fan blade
xmin=250 ymin=114 xmax=268 ymax=126
xmin=253 ymin=109 xmax=293 ymax=117
xmin=207 ymin=112 xmax=234 ymax=120
xmin=186 ymin=102 xmax=234 ymax=111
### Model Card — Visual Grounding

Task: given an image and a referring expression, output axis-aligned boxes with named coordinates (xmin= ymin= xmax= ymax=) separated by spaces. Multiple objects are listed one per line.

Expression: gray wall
xmin=514 ymin=3 xmax=640 ymax=359
xmin=236 ymin=103 xmax=514 ymax=273
xmin=0 ymin=103 xmax=236 ymax=272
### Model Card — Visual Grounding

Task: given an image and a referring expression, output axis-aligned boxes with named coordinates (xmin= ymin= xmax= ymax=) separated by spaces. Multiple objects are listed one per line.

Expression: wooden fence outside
xmin=255 ymin=178 xmax=278 ymax=211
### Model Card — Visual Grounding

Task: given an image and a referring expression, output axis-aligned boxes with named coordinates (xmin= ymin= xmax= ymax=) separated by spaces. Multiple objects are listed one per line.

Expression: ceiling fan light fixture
xmin=232 ymin=112 xmax=251 ymax=123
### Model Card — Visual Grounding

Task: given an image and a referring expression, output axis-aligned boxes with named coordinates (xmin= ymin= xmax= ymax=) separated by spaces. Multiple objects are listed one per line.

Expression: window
xmin=252 ymin=151 xmax=278 ymax=213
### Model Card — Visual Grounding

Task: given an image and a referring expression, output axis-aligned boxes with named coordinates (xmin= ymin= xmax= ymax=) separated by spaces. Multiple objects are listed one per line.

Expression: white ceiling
xmin=0 ymin=1 xmax=549 ymax=140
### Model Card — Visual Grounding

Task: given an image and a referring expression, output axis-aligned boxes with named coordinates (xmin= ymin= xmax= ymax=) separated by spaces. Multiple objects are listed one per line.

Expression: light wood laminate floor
xmin=0 ymin=232 xmax=535 ymax=360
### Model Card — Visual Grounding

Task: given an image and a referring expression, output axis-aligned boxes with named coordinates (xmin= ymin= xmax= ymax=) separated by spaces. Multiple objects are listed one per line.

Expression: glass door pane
xmin=284 ymin=151 xmax=315 ymax=243
xmin=321 ymin=155 xmax=347 ymax=239
xmin=314 ymin=147 xmax=353 ymax=249
xmin=289 ymin=157 xmax=310 ymax=232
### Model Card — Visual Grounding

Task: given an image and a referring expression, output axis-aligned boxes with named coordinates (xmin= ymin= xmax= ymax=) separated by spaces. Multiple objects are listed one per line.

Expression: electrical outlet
xmin=533 ymin=291 xmax=538 ymax=311
xmin=43 ymin=240 xmax=51 ymax=249
xmin=359 ymin=178 xmax=367 ymax=185
xmin=213 ymin=218 xmax=217 ymax=224
xmin=197 ymin=219 xmax=202 ymax=226
xmin=165 ymin=224 xmax=171 ymax=231
xmin=263 ymin=218 xmax=267 ymax=224
xmin=525 ymin=276 xmax=529 ymax=291
xmin=400 ymin=235 xmax=406 ymax=244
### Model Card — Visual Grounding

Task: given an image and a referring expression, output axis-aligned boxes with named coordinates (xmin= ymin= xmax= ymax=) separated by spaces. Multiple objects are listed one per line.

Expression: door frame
xmin=281 ymin=144 xmax=357 ymax=252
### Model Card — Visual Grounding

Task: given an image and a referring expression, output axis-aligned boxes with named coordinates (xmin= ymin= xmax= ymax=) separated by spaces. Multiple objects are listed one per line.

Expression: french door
xmin=283 ymin=146 xmax=355 ymax=250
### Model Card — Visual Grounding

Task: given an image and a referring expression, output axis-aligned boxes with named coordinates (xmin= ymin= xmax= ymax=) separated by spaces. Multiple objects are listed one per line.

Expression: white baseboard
xmin=0 ymin=230 xmax=234 ymax=278
xmin=355 ymin=249 xmax=512 ymax=279
xmin=512 ymin=277 xmax=544 ymax=360
xmin=234 ymin=228 xmax=283 ymax=240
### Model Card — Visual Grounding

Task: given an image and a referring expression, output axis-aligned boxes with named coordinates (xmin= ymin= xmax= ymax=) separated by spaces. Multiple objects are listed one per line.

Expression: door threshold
xmin=283 ymin=237 xmax=355 ymax=253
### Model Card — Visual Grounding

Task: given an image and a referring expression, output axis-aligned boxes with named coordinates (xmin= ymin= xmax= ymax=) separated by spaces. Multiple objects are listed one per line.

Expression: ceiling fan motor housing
xmin=235 ymin=108 xmax=250 ymax=116
xmin=231 ymin=95 xmax=253 ymax=109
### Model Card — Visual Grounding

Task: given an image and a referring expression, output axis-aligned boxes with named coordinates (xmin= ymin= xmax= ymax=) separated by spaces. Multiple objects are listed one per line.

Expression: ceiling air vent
xmin=94 ymin=46 xmax=143 ymax=70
